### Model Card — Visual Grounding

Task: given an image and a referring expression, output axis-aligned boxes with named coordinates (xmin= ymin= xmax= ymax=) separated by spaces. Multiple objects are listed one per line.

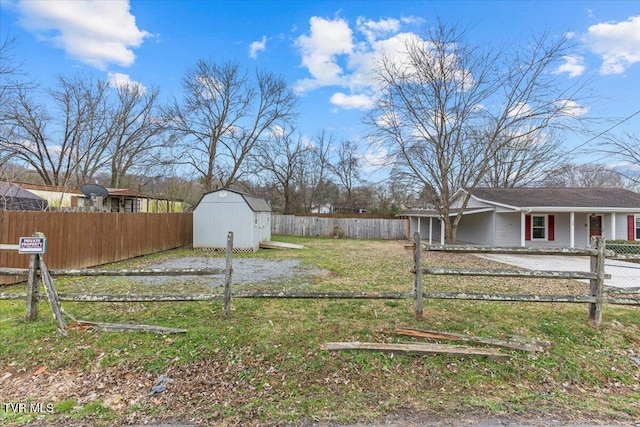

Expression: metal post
xmin=413 ymin=232 xmax=423 ymax=320
xmin=224 ymin=231 xmax=233 ymax=318
xmin=588 ymin=236 xmax=605 ymax=329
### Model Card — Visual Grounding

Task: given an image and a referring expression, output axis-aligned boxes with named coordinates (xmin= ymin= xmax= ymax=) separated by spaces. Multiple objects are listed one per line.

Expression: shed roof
xmin=195 ymin=189 xmax=271 ymax=212
xmin=470 ymin=187 xmax=640 ymax=208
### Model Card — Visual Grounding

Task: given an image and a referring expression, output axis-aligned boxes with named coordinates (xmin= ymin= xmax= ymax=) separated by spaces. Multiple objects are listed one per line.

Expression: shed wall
xmin=194 ymin=191 xmax=257 ymax=250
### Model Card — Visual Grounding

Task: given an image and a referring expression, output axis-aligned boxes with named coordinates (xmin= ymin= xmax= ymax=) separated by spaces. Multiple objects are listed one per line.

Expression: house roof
xmin=13 ymin=181 xmax=83 ymax=195
xmin=471 ymin=187 xmax=640 ymax=209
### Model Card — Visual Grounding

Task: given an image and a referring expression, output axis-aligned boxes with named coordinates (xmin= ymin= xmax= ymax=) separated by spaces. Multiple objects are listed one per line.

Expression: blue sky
xmin=1 ymin=0 xmax=639 ymax=181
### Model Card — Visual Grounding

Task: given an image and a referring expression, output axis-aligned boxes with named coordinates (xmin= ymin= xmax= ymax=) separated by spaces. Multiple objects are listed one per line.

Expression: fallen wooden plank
xmin=73 ymin=320 xmax=187 ymax=334
xmin=259 ymin=241 xmax=305 ymax=250
xmin=392 ymin=327 xmax=551 ymax=352
xmin=321 ymin=342 xmax=510 ymax=359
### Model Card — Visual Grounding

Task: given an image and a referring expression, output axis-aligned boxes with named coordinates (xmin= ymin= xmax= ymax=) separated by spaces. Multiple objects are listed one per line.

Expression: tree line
xmin=1 ymin=23 xmax=639 ymax=229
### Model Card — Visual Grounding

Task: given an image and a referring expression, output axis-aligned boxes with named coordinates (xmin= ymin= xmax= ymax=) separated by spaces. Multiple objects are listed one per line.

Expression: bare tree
xmin=483 ymin=131 xmax=564 ymax=187
xmin=106 ymin=83 xmax=170 ymax=188
xmin=0 ymin=74 xmax=111 ymax=186
xmin=300 ymin=130 xmax=334 ymax=212
xmin=329 ymin=139 xmax=362 ymax=212
xmin=543 ymin=163 xmax=624 ymax=188
xmin=252 ymin=126 xmax=308 ymax=214
xmin=166 ymin=60 xmax=297 ymax=192
xmin=368 ymin=23 xmax=587 ymax=242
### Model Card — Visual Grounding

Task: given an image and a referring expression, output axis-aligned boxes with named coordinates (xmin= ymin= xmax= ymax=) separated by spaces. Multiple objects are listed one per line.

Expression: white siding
xmin=495 ymin=212 xmax=522 ymax=246
xmin=455 ymin=212 xmax=495 ymax=245
xmin=194 ymin=191 xmax=261 ymax=250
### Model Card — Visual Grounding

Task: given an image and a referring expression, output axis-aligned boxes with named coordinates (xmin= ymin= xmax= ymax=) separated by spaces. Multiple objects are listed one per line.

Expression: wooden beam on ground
xmin=321 ymin=342 xmax=510 ymax=359
xmin=259 ymin=241 xmax=305 ymax=250
xmin=392 ymin=327 xmax=552 ymax=352
xmin=48 ymin=268 xmax=227 ymax=277
xmin=72 ymin=320 xmax=186 ymax=334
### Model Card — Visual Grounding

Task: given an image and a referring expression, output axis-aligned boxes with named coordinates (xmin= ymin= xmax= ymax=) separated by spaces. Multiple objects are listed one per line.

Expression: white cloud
xmin=330 ymin=92 xmax=374 ymax=110
xmin=294 ymin=16 xmax=354 ymax=92
xmin=107 ymin=72 xmax=145 ymax=93
xmin=583 ymin=15 xmax=640 ymax=75
xmin=16 ymin=0 xmax=150 ymax=69
xmin=249 ymin=36 xmax=267 ymax=59
xmin=356 ymin=17 xmax=400 ymax=44
xmin=553 ymin=55 xmax=586 ymax=78
xmin=555 ymin=99 xmax=589 ymax=117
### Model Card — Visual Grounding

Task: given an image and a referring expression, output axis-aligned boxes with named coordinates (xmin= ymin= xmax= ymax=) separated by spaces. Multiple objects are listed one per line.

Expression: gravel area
xmin=130 ymin=257 xmax=324 ymax=287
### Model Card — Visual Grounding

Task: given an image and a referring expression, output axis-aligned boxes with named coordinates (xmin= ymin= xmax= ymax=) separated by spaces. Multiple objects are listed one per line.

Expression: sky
xmin=1 ymin=0 xmax=639 ymax=182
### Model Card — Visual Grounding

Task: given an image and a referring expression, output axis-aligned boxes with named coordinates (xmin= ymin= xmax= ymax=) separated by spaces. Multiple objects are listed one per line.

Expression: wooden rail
xmin=412 ymin=233 xmax=624 ymax=329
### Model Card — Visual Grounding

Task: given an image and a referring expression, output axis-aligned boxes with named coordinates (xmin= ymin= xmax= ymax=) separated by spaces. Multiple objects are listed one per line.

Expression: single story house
xmin=193 ymin=189 xmax=272 ymax=251
xmin=5 ymin=182 xmax=183 ymax=212
xmin=402 ymin=187 xmax=640 ymax=248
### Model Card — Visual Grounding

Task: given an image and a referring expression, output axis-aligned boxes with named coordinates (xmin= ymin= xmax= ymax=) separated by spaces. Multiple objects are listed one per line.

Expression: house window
xmin=636 ymin=216 xmax=640 ymax=241
xmin=531 ymin=215 xmax=547 ymax=240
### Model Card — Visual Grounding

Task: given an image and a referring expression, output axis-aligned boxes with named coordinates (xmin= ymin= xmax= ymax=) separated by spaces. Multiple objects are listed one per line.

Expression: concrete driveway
xmin=477 ymin=254 xmax=640 ymax=290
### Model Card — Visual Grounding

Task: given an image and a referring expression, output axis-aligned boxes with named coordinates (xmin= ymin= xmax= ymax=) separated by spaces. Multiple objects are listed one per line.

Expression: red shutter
xmin=548 ymin=215 xmax=555 ymax=241
xmin=525 ymin=215 xmax=531 ymax=241
xmin=628 ymin=215 xmax=636 ymax=240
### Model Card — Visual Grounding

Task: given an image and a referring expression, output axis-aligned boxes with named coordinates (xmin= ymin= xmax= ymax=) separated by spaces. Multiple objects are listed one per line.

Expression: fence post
xmin=25 ymin=253 xmax=40 ymax=321
xmin=413 ymin=232 xmax=423 ymax=320
xmin=588 ymin=236 xmax=605 ymax=329
xmin=224 ymin=231 xmax=233 ymax=318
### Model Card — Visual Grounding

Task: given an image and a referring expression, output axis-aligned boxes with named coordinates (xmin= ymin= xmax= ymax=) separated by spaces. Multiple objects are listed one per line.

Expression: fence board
xmin=272 ymin=215 xmax=409 ymax=240
xmin=0 ymin=211 xmax=192 ymax=284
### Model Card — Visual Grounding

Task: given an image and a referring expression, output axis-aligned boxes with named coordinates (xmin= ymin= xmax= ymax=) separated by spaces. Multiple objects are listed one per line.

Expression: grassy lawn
xmin=1 ymin=236 xmax=639 ymax=426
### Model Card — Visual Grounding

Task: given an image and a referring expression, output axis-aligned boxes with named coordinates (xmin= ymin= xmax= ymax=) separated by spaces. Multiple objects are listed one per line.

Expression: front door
xmin=589 ymin=214 xmax=603 ymax=243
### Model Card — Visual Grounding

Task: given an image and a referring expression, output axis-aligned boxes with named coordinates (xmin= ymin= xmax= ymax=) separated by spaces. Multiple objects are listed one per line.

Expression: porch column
xmin=520 ymin=211 xmax=526 ymax=247
xmin=570 ymin=211 xmax=575 ymax=248
xmin=428 ymin=217 xmax=433 ymax=245
xmin=417 ymin=217 xmax=421 ymax=240
xmin=611 ymin=213 xmax=616 ymax=240
xmin=440 ymin=217 xmax=445 ymax=246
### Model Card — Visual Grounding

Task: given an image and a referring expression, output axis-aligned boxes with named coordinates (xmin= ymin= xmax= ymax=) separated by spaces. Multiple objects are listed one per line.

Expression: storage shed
xmin=193 ymin=189 xmax=271 ymax=251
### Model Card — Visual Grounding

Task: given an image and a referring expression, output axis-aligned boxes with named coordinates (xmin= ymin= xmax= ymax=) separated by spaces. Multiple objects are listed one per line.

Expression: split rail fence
xmin=1 ymin=232 xmax=639 ymax=333
xmin=412 ymin=233 xmax=639 ymax=329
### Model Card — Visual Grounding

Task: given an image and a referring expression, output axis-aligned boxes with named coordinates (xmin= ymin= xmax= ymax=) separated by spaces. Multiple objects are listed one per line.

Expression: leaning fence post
xmin=413 ymin=231 xmax=423 ymax=320
xmin=25 ymin=253 xmax=40 ymax=321
xmin=223 ymin=231 xmax=233 ymax=318
xmin=588 ymin=236 xmax=605 ymax=329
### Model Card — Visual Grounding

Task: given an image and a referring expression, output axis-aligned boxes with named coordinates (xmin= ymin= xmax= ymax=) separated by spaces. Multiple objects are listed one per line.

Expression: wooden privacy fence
xmin=412 ymin=233 xmax=640 ymax=329
xmin=272 ymin=215 xmax=409 ymax=240
xmin=0 ymin=211 xmax=192 ymax=284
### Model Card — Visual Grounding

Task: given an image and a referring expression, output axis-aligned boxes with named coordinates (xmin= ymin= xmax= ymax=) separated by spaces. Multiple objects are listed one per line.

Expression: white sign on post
xmin=18 ymin=237 xmax=47 ymax=254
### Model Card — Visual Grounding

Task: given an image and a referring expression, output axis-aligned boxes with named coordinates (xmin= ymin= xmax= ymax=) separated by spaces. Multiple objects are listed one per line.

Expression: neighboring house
xmin=311 ymin=203 xmax=333 ymax=214
xmin=401 ymin=187 xmax=640 ymax=248
xmin=3 ymin=182 xmax=183 ymax=212
xmin=0 ymin=182 xmax=49 ymax=211
xmin=193 ymin=189 xmax=271 ymax=251
xmin=17 ymin=182 xmax=84 ymax=209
